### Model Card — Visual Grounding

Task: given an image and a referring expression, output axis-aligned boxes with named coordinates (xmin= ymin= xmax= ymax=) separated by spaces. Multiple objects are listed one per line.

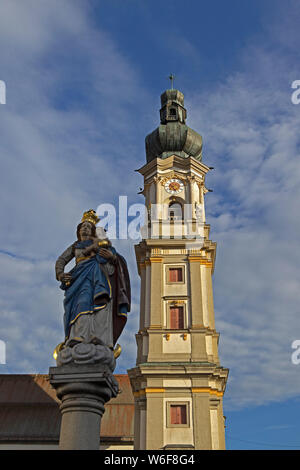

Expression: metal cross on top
xmin=169 ymin=74 xmax=175 ymax=90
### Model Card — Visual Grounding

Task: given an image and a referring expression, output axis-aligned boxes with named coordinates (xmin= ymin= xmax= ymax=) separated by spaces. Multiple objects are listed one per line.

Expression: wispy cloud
xmin=0 ymin=0 xmax=146 ymax=373
xmin=263 ymin=424 xmax=295 ymax=431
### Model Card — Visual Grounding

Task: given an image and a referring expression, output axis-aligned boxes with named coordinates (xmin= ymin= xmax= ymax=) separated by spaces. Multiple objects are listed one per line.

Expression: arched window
xmin=168 ymin=202 xmax=182 ymax=221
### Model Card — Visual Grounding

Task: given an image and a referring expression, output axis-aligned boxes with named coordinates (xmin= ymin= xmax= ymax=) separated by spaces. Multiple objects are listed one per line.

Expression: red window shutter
xmin=170 ymin=306 xmax=184 ymax=329
xmin=169 ymin=268 xmax=183 ymax=282
xmin=170 ymin=405 xmax=187 ymax=425
xmin=180 ymin=405 xmax=187 ymax=424
xmin=170 ymin=405 xmax=178 ymax=424
xmin=170 ymin=307 xmax=177 ymax=329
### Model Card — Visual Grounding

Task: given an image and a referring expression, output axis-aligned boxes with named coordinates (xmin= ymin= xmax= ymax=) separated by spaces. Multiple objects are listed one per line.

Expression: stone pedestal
xmin=49 ymin=363 xmax=119 ymax=450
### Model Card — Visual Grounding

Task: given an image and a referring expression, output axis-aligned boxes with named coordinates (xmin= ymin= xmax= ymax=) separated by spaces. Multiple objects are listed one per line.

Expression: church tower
xmin=128 ymin=86 xmax=228 ymax=450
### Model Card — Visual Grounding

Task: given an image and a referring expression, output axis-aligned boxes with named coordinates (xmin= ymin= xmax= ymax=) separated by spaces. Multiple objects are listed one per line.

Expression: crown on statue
xmin=81 ymin=209 xmax=100 ymax=226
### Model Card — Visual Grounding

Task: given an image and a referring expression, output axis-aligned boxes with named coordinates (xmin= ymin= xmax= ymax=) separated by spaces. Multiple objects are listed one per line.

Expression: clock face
xmin=164 ymin=178 xmax=184 ymax=195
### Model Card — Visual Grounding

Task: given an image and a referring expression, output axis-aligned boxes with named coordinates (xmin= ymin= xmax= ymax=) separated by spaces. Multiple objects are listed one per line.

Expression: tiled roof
xmin=0 ymin=374 xmax=134 ymax=443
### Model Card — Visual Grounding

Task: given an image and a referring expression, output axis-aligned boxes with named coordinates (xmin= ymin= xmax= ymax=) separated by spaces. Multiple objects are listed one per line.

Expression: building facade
xmin=128 ymin=88 xmax=228 ymax=450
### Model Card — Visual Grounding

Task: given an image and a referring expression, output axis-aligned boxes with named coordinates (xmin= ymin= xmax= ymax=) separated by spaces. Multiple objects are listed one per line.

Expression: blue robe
xmin=60 ymin=240 xmax=123 ymax=339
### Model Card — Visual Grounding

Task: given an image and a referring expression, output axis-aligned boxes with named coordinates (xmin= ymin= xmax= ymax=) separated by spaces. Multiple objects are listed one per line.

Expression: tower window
xmin=170 ymin=305 xmax=184 ymax=329
xmin=169 ymin=108 xmax=177 ymax=116
xmin=168 ymin=202 xmax=182 ymax=221
xmin=169 ymin=267 xmax=183 ymax=283
xmin=167 ymin=402 xmax=190 ymax=428
xmin=170 ymin=405 xmax=187 ymax=425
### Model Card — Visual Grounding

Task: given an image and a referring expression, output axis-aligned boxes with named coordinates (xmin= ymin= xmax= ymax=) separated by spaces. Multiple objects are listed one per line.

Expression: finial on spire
xmin=169 ymin=73 xmax=175 ymax=90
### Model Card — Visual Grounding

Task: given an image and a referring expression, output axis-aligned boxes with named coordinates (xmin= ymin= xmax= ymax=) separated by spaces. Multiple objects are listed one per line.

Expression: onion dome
xmin=145 ymin=89 xmax=202 ymax=163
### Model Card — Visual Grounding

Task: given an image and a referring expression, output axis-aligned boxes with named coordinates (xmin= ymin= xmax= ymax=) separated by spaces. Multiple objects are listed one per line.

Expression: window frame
xmin=167 ymin=301 xmax=186 ymax=330
xmin=166 ymin=265 xmax=185 ymax=285
xmin=166 ymin=401 xmax=190 ymax=428
xmin=168 ymin=201 xmax=183 ymax=221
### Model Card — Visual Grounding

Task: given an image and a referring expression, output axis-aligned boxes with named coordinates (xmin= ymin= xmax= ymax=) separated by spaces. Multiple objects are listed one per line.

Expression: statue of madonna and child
xmin=53 ymin=210 xmax=131 ymax=372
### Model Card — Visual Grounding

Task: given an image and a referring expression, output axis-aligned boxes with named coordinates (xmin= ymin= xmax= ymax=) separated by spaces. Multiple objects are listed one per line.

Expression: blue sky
xmin=0 ymin=0 xmax=300 ymax=450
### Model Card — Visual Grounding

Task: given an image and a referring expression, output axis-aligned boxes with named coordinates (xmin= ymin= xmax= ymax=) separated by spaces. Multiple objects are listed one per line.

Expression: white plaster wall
xmin=210 ymin=409 xmax=220 ymax=450
xmin=162 ymin=333 xmax=191 ymax=354
xmin=200 ymin=265 xmax=209 ymax=327
xmin=205 ymin=335 xmax=213 ymax=356
xmin=144 ymin=264 xmax=151 ymax=327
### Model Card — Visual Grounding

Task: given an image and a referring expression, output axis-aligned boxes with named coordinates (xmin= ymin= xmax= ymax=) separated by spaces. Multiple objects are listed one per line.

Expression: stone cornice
xmin=136 ymin=155 xmax=211 ymax=179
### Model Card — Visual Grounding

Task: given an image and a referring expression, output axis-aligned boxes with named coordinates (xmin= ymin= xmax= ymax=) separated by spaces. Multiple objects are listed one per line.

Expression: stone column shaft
xmin=49 ymin=363 xmax=119 ymax=450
